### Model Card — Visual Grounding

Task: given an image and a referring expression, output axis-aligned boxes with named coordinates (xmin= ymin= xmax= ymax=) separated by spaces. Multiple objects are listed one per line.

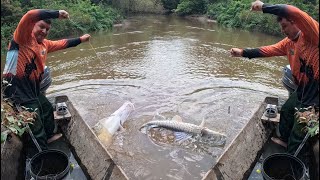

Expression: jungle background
xmin=1 ymin=0 xmax=319 ymax=55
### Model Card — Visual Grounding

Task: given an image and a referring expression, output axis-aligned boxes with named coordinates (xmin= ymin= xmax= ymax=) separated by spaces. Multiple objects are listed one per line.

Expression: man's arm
xmin=230 ymin=38 xmax=288 ymax=59
xmin=13 ymin=9 xmax=60 ymax=45
xmin=263 ymin=4 xmax=318 ymax=45
xmin=252 ymin=1 xmax=319 ymax=46
xmin=45 ymin=34 xmax=91 ymax=53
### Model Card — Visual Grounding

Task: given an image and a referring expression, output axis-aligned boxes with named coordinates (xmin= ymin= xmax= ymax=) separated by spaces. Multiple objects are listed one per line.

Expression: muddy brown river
xmin=2 ymin=15 xmax=289 ymax=179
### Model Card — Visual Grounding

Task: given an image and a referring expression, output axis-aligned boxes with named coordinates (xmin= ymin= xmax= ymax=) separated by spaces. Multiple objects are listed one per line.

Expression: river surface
xmin=3 ymin=15 xmax=289 ymax=179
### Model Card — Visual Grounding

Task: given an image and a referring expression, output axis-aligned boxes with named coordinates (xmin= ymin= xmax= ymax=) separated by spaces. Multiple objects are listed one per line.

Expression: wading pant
xmin=22 ymin=93 xmax=55 ymax=151
xmin=279 ymin=92 xmax=311 ymax=156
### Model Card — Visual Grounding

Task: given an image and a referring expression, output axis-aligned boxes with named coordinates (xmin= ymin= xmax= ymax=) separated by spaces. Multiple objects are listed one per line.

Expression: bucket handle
xmin=293 ymin=132 xmax=310 ymax=157
xmin=26 ymin=124 xmax=43 ymax=153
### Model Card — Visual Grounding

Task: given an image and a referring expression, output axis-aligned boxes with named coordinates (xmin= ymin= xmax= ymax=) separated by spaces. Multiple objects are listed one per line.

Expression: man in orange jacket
xmin=2 ymin=9 xmax=91 ymax=154
xmin=230 ymin=0 xmax=319 ymax=157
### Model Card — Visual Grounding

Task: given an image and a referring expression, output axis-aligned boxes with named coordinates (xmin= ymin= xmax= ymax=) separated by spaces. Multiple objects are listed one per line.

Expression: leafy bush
xmin=161 ymin=0 xmax=180 ymax=10
xmin=206 ymin=0 xmax=319 ymax=36
xmin=296 ymin=106 xmax=319 ymax=137
xmin=1 ymin=81 xmax=36 ymax=143
xmin=110 ymin=0 xmax=164 ymax=14
xmin=1 ymin=0 xmax=318 ymax=54
xmin=175 ymin=0 xmax=207 ymax=16
xmin=1 ymin=0 xmax=122 ymax=54
xmin=27 ymin=0 xmax=122 ymax=37
xmin=1 ymin=24 xmax=14 ymax=53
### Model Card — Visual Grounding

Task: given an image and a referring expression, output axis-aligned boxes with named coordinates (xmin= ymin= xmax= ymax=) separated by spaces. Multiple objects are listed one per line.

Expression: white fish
xmin=93 ymin=101 xmax=134 ymax=146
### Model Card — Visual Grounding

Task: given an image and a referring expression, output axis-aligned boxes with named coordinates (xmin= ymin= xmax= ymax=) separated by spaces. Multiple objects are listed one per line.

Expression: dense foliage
xmin=1 ymin=0 xmax=319 ymax=54
xmin=175 ymin=0 xmax=207 ymax=16
xmin=206 ymin=0 xmax=319 ymax=36
xmin=1 ymin=0 xmax=122 ymax=54
xmin=296 ymin=106 xmax=319 ymax=138
xmin=1 ymin=81 xmax=36 ymax=143
xmin=161 ymin=0 xmax=180 ymax=10
xmin=110 ymin=0 xmax=163 ymax=14
xmin=162 ymin=0 xmax=319 ymax=36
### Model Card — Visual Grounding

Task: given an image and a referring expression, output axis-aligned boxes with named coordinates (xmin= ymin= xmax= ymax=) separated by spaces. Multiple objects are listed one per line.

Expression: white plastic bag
xmin=101 ymin=101 xmax=135 ymax=135
xmin=93 ymin=101 xmax=135 ymax=146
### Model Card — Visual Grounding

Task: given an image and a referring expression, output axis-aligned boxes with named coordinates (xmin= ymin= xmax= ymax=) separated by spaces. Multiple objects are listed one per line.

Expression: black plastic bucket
xmin=30 ymin=149 xmax=70 ymax=180
xmin=262 ymin=153 xmax=306 ymax=180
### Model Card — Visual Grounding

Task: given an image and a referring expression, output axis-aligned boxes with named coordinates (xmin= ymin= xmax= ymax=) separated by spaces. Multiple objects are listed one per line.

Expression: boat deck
xmin=55 ymin=95 xmax=279 ymax=179
xmin=2 ymin=94 xmax=317 ymax=180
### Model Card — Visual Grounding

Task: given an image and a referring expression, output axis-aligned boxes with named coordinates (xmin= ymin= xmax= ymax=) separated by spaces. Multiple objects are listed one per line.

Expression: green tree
xmin=1 ymin=0 xmax=122 ymax=54
xmin=175 ymin=0 xmax=207 ymax=15
xmin=161 ymin=0 xmax=180 ymax=10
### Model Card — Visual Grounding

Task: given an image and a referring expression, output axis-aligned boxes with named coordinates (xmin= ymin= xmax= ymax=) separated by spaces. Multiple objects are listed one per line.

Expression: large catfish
xmin=140 ymin=115 xmax=226 ymax=147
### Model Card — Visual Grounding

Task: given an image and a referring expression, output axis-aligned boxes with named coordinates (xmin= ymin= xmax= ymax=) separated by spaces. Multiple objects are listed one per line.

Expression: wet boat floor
xmin=25 ymin=137 xmax=88 ymax=180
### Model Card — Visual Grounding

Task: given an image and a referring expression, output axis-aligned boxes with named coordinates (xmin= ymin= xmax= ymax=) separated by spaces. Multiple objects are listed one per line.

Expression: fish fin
xmin=199 ymin=118 xmax=205 ymax=127
xmin=119 ymin=124 xmax=125 ymax=131
xmin=154 ymin=112 xmax=166 ymax=120
xmin=149 ymin=125 xmax=159 ymax=129
xmin=174 ymin=132 xmax=192 ymax=143
xmin=140 ymin=126 xmax=147 ymax=134
xmin=140 ymin=124 xmax=159 ymax=133
xmin=172 ymin=115 xmax=183 ymax=122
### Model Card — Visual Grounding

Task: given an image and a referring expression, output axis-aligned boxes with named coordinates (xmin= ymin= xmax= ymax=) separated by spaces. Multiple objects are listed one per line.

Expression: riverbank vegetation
xmin=1 ymin=0 xmax=123 ymax=54
xmin=1 ymin=0 xmax=319 ymax=54
xmin=168 ymin=0 xmax=319 ymax=36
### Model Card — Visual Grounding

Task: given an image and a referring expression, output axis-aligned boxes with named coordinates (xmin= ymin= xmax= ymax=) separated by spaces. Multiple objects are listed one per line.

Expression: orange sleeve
xmin=13 ymin=10 xmax=40 ymax=45
xmin=13 ymin=9 xmax=59 ymax=45
xmin=262 ymin=4 xmax=319 ymax=46
xmin=44 ymin=39 xmax=68 ymax=53
xmin=44 ymin=38 xmax=82 ymax=53
xmin=259 ymin=38 xmax=289 ymax=57
xmin=242 ymin=38 xmax=289 ymax=59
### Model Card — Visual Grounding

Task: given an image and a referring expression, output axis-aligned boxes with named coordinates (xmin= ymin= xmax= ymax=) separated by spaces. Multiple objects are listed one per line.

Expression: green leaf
xmin=14 ymin=124 xmax=22 ymax=132
xmin=308 ymin=125 xmax=319 ymax=137
xmin=17 ymin=127 xmax=26 ymax=137
xmin=17 ymin=119 xmax=25 ymax=126
xmin=7 ymin=116 xmax=15 ymax=123
xmin=13 ymin=124 xmax=26 ymax=136
xmin=1 ymin=131 xmax=9 ymax=143
xmin=8 ymin=127 xmax=18 ymax=134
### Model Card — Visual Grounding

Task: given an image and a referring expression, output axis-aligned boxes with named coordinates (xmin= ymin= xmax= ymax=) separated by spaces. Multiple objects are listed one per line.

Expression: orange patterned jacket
xmin=3 ymin=9 xmax=82 ymax=104
xmin=242 ymin=4 xmax=319 ymax=106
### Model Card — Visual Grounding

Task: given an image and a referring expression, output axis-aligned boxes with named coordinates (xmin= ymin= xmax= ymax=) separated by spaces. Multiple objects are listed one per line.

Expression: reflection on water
xmin=43 ymin=15 xmax=288 ymax=179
